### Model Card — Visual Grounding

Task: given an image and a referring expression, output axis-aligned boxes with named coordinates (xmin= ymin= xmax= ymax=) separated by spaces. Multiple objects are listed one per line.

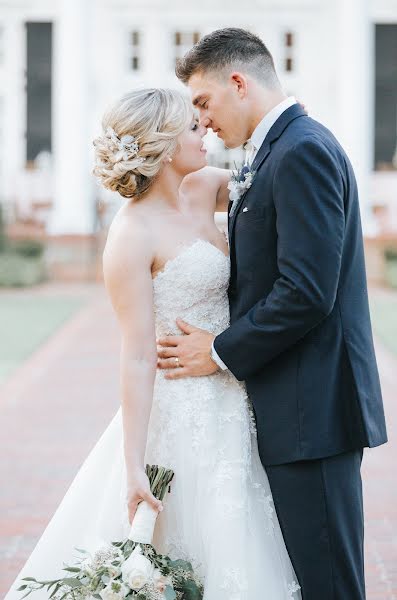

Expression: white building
xmin=0 ymin=0 xmax=396 ymax=237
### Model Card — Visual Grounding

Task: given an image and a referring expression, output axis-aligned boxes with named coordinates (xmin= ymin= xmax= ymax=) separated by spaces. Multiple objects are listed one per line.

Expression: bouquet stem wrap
xmin=127 ymin=465 xmax=174 ymax=544
xmin=128 ymin=501 xmax=158 ymax=544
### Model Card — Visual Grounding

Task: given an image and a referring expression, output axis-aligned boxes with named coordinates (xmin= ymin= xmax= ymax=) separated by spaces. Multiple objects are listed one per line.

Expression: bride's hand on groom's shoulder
xmin=299 ymin=100 xmax=308 ymax=114
xmin=157 ymin=318 xmax=219 ymax=379
xmin=126 ymin=468 xmax=163 ymax=524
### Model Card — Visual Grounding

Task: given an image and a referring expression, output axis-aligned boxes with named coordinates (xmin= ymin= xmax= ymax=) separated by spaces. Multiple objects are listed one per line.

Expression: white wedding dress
xmin=5 ymin=238 xmax=301 ymax=600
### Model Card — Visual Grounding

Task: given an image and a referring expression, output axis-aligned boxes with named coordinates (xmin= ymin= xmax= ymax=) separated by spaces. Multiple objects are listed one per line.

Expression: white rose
xmin=127 ymin=571 xmax=147 ymax=591
xmin=121 ymin=545 xmax=154 ymax=589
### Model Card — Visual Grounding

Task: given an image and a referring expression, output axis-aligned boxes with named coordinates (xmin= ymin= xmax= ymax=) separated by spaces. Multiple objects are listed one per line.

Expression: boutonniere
xmin=227 ymin=163 xmax=256 ymax=216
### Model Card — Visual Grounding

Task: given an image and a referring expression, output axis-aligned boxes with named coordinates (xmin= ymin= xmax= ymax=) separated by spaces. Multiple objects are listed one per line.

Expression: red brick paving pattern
xmin=0 ymin=285 xmax=120 ymax=596
xmin=0 ymin=284 xmax=396 ymax=598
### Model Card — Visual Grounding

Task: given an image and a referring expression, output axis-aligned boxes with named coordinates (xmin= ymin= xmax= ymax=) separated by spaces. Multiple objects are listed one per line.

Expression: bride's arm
xmin=181 ymin=166 xmax=232 ymax=213
xmin=213 ymin=167 xmax=233 ymax=212
xmin=102 ymin=218 xmax=163 ymax=522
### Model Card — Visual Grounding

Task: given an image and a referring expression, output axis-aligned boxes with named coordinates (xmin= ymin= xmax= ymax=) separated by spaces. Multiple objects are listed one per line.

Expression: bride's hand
xmin=126 ymin=469 xmax=164 ymax=524
xmin=298 ymin=100 xmax=308 ymax=114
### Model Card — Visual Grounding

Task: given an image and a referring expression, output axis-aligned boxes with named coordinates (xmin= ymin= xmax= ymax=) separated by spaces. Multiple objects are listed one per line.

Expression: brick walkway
xmin=0 ymin=283 xmax=396 ymax=598
xmin=0 ymin=284 xmax=120 ymax=596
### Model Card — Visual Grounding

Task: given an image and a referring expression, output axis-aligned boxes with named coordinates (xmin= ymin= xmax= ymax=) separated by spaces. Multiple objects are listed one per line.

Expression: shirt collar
xmin=246 ymin=96 xmax=297 ymax=152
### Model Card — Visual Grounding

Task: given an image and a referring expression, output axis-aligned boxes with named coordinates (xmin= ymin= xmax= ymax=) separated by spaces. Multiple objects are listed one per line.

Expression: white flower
xmin=287 ymin=581 xmax=301 ymax=598
xmin=127 ymin=571 xmax=147 ymax=591
xmin=120 ymin=545 xmax=155 ymax=590
xmin=228 ymin=165 xmax=256 ymax=215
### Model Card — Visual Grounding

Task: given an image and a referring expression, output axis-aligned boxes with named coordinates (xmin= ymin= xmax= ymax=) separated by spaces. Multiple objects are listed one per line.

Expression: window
xmin=26 ymin=22 xmax=52 ymax=161
xmin=0 ymin=25 xmax=4 ymax=65
xmin=285 ymin=32 xmax=294 ymax=48
xmin=283 ymin=30 xmax=295 ymax=73
xmin=174 ymin=31 xmax=200 ymax=66
xmin=129 ymin=30 xmax=141 ymax=71
xmin=374 ymin=24 xmax=397 ymax=170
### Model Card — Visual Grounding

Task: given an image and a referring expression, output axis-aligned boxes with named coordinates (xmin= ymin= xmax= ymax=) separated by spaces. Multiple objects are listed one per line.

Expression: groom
xmin=157 ymin=28 xmax=387 ymax=598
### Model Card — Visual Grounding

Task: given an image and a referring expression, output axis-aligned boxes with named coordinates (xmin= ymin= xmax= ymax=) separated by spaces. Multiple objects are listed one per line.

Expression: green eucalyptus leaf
xmin=49 ymin=584 xmax=61 ymax=599
xmin=62 ymin=577 xmax=82 ymax=588
xmin=47 ymin=581 xmax=59 ymax=590
xmin=164 ymin=586 xmax=177 ymax=600
xmin=178 ymin=580 xmax=203 ymax=600
xmin=169 ymin=559 xmax=193 ymax=571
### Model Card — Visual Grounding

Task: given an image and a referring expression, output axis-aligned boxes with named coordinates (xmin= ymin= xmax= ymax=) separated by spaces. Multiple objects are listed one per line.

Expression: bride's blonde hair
xmin=93 ymin=88 xmax=192 ymax=198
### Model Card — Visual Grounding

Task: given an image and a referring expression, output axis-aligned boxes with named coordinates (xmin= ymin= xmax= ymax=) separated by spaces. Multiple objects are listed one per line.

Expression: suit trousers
xmin=266 ymin=449 xmax=365 ymax=600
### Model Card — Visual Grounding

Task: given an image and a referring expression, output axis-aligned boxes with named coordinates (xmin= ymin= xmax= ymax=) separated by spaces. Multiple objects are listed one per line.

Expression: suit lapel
xmin=228 ymin=104 xmax=307 ymax=245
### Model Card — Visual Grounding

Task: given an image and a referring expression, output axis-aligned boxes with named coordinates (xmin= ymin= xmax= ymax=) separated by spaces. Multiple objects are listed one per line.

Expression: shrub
xmin=385 ymin=248 xmax=397 ymax=262
xmin=10 ymin=239 xmax=45 ymax=258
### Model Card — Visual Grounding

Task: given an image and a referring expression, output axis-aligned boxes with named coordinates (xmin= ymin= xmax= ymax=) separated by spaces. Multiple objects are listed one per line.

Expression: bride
xmin=4 ymin=88 xmax=301 ymax=599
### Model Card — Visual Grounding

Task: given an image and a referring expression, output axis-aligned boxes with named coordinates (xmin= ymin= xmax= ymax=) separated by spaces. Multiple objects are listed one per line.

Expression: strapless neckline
xmin=152 ymin=238 xmax=229 ymax=283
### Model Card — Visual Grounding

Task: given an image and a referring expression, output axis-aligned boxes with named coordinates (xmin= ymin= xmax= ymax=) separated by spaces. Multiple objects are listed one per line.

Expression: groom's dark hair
xmin=175 ymin=27 xmax=279 ymax=87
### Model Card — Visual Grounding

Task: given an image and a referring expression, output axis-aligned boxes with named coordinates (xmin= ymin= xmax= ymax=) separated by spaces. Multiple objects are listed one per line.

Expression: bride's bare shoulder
xmin=181 ymin=166 xmax=232 ymax=212
xmin=103 ymin=208 xmax=153 ymax=280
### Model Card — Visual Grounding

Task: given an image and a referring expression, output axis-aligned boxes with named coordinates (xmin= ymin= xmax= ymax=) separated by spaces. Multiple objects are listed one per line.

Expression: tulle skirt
xmin=5 ymin=370 xmax=301 ymax=599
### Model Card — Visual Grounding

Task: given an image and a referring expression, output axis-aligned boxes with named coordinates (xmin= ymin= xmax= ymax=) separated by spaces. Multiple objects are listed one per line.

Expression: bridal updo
xmin=93 ymin=88 xmax=192 ymax=198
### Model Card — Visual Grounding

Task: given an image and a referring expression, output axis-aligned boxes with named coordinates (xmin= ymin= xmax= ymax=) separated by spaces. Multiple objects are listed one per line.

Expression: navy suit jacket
xmin=214 ymin=104 xmax=388 ymax=466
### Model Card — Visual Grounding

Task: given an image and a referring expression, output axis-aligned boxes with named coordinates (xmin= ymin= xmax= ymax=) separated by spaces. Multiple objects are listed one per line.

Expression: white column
xmin=142 ymin=21 xmax=172 ymax=88
xmin=335 ymin=0 xmax=376 ymax=235
xmin=49 ymin=0 xmax=94 ymax=235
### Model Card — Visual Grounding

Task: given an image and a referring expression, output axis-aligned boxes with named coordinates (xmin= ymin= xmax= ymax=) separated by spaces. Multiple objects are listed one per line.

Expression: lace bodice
xmin=152 ymin=238 xmax=230 ymax=337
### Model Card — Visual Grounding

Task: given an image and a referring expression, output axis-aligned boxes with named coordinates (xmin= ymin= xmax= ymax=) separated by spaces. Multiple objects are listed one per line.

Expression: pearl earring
xmin=168 ymin=157 xmax=173 ymax=163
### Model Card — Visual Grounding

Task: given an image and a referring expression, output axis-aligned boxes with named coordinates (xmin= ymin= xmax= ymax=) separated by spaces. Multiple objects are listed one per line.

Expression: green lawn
xmin=370 ymin=294 xmax=397 ymax=356
xmin=0 ymin=294 xmax=86 ymax=383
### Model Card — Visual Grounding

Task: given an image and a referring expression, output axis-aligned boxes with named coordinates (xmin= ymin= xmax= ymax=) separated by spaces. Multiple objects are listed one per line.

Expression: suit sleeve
xmin=214 ymin=137 xmax=346 ymax=381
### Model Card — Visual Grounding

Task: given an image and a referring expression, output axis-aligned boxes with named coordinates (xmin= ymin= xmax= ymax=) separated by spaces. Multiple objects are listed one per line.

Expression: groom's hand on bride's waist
xmin=157 ymin=318 xmax=219 ymax=379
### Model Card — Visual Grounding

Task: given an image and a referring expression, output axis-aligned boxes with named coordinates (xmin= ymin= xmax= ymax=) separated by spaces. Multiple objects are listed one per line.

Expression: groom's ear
xmin=230 ymin=72 xmax=249 ymax=99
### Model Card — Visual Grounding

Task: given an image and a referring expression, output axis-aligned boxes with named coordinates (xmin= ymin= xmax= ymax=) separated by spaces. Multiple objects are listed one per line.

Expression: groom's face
xmin=188 ymin=71 xmax=251 ymax=148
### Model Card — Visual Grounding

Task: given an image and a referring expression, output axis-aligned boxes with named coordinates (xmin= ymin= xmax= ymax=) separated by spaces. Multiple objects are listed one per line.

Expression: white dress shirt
xmin=210 ymin=96 xmax=297 ymax=371
xmin=245 ymin=95 xmax=297 ymax=164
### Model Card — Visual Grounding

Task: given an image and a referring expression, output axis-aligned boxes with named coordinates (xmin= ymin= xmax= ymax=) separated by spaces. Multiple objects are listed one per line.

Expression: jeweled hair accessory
xmin=105 ymin=126 xmax=144 ymax=162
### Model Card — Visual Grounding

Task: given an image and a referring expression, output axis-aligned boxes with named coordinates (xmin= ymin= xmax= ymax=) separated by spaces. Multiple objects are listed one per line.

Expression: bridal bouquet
xmin=17 ymin=465 xmax=204 ymax=600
